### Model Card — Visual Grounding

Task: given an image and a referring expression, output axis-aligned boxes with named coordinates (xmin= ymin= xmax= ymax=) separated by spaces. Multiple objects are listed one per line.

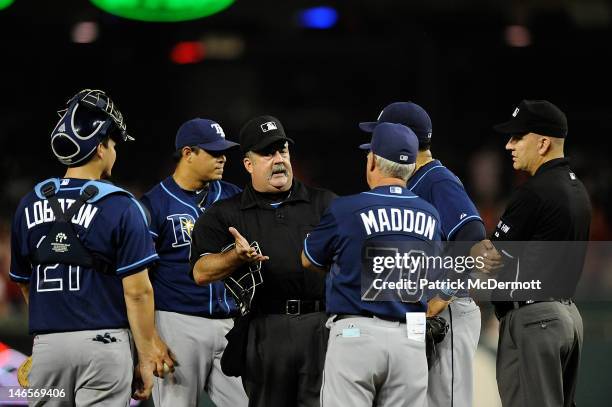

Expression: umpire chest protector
xmin=32 ymin=178 xmax=142 ymax=273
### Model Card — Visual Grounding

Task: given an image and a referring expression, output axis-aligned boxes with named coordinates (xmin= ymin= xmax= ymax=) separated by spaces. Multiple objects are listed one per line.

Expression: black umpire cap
xmin=239 ymin=115 xmax=295 ymax=154
xmin=493 ymin=100 xmax=568 ymax=138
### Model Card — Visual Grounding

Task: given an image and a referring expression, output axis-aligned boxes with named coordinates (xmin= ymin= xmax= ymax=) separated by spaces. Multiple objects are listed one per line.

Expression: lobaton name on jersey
xmin=360 ymin=208 xmax=437 ymax=239
xmin=25 ymin=199 xmax=98 ymax=229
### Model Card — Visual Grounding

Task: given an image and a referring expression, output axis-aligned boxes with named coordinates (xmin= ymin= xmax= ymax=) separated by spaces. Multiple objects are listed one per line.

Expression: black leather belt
xmin=258 ymin=299 xmax=322 ymax=315
xmin=494 ymin=298 xmax=573 ymax=319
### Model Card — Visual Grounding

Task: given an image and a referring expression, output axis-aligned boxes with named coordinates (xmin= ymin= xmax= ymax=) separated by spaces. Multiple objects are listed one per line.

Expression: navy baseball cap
xmin=175 ymin=118 xmax=239 ymax=152
xmin=239 ymin=115 xmax=294 ymax=154
xmin=493 ymin=100 xmax=568 ymax=138
xmin=359 ymin=122 xmax=419 ymax=164
xmin=359 ymin=102 xmax=433 ymax=143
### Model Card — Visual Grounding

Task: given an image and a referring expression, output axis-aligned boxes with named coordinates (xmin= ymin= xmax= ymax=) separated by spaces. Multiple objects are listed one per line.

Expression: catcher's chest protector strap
xmin=32 ymin=178 xmax=137 ymax=271
xmin=77 ymin=180 xmax=150 ymax=227
xmin=33 ymin=178 xmax=137 ymax=203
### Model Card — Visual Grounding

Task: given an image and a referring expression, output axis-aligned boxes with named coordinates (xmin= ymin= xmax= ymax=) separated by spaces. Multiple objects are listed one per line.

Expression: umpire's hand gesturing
xmin=229 ymin=227 xmax=269 ymax=263
xmin=193 ymin=227 xmax=269 ymax=285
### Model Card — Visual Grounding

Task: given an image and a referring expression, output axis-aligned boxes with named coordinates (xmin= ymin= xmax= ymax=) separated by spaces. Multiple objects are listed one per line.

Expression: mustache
xmin=271 ymin=164 xmax=287 ymax=175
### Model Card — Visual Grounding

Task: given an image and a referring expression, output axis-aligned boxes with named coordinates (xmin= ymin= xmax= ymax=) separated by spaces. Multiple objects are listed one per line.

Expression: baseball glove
xmin=17 ymin=356 xmax=32 ymax=388
xmin=426 ymin=316 xmax=449 ymax=369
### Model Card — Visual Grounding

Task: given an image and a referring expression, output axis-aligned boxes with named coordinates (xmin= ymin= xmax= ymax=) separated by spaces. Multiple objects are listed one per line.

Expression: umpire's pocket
xmin=523 ymin=316 xmax=559 ymax=329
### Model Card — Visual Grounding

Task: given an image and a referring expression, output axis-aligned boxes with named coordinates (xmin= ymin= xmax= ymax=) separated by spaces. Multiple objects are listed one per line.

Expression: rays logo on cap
xmin=211 ymin=123 xmax=226 ymax=138
xmin=399 ymin=155 xmax=409 ymax=162
xmin=260 ymin=121 xmax=278 ymax=132
xmin=512 ymin=107 xmax=520 ymax=117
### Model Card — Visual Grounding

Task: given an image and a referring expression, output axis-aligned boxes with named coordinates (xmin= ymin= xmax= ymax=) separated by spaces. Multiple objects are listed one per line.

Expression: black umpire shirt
xmin=491 ymin=158 xmax=591 ymax=301
xmin=190 ymin=179 xmax=336 ymax=304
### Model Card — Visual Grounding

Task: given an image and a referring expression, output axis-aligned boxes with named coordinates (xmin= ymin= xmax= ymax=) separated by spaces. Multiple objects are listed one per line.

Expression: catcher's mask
xmin=50 ymin=89 xmax=133 ymax=166
xmin=222 ymin=241 xmax=264 ymax=316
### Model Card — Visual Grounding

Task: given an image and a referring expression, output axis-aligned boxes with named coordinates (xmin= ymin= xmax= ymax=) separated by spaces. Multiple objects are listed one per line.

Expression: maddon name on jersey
xmin=359 ymin=208 xmax=437 ymax=239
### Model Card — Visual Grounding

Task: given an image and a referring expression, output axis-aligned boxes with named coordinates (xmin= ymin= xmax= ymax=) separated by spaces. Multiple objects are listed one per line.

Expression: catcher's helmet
xmin=222 ymin=241 xmax=264 ymax=316
xmin=50 ymin=89 xmax=133 ymax=166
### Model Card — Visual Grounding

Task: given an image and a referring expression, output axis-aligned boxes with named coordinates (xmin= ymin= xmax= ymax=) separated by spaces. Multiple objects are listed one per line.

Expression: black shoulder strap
xmin=32 ymin=182 xmax=114 ymax=273
xmin=41 ymin=182 xmax=100 ymax=224
xmin=63 ymin=184 xmax=99 ymax=221
xmin=39 ymin=182 xmax=67 ymax=222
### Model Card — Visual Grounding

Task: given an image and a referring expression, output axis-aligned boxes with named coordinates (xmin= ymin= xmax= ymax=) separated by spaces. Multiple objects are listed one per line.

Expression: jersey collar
xmin=534 ymin=157 xmax=570 ymax=176
xmin=240 ymin=178 xmax=311 ymax=209
xmin=406 ymin=159 xmax=443 ymax=190
xmin=58 ymin=178 xmax=90 ymax=186
xmin=164 ymin=176 xmax=218 ymax=208
xmin=366 ymin=185 xmax=417 ymax=198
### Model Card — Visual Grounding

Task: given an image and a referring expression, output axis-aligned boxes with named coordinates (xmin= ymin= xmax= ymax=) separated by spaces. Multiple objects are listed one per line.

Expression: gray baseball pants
xmin=153 ymin=310 xmax=248 ymax=407
xmin=496 ymin=301 xmax=582 ymax=407
xmin=321 ymin=315 xmax=428 ymax=407
xmin=29 ymin=329 xmax=134 ymax=407
xmin=427 ymin=297 xmax=481 ymax=407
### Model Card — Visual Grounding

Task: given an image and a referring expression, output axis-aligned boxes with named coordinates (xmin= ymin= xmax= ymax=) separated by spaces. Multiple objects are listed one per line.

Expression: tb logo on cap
xmin=512 ymin=107 xmax=520 ymax=117
xmin=400 ymin=155 xmax=409 ymax=162
xmin=211 ymin=123 xmax=226 ymax=138
xmin=261 ymin=121 xmax=278 ymax=132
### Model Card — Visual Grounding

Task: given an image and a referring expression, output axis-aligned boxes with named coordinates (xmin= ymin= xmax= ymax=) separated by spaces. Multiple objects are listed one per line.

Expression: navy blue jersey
xmin=10 ymin=178 xmax=158 ymax=335
xmin=407 ymin=160 xmax=482 ymax=240
xmin=407 ymin=160 xmax=483 ymax=297
xmin=304 ymin=185 xmax=443 ymax=320
xmin=141 ymin=177 xmax=242 ymax=317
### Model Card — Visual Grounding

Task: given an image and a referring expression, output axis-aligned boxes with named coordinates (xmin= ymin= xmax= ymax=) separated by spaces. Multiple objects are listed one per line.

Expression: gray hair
xmin=374 ymin=154 xmax=416 ymax=181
